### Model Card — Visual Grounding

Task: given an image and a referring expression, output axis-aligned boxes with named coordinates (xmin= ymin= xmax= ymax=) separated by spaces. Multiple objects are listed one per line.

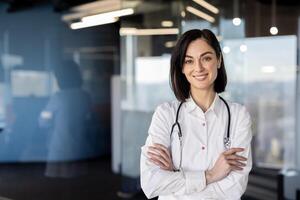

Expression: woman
xmin=140 ymin=29 xmax=252 ymax=200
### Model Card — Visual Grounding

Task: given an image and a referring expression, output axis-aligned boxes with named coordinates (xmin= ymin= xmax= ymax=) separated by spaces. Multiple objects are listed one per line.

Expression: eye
xmin=202 ymin=56 xmax=212 ymax=62
xmin=184 ymin=59 xmax=193 ymax=64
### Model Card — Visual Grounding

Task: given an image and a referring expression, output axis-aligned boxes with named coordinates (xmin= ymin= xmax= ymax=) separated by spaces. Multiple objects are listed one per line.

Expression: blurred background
xmin=0 ymin=0 xmax=299 ymax=199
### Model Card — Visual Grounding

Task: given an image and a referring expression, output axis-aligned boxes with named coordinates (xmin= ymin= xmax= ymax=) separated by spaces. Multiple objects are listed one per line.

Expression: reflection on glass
xmin=39 ymin=60 xmax=92 ymax=178
xmin=223 ymin=36 xmax=297 ymax=169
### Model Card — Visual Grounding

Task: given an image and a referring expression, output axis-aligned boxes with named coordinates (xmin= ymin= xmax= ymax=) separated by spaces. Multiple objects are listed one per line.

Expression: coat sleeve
xmin=140 ymin=103 xmax=207 ymax=199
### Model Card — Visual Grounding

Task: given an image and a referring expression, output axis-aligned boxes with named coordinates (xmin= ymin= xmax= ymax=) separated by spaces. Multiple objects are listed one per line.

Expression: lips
xmin=192 ymin=74 xmax=208 ymax=81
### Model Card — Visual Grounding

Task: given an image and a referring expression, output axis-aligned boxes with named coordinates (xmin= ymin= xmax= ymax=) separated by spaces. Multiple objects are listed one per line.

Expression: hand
xmin=206 ymin=148 xmax=247 ymax=184
xmin=147 ymin=143 xmax=173 ymax=171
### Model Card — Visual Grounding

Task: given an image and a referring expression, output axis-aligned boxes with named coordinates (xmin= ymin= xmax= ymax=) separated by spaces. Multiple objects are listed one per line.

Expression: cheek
xmin=205 ymin=63 xmax=218 ymax=80
xmin=211 ymin=68 xmax=218 ymax=81
xmin=182 ymin=66 xmax=191 ymax=76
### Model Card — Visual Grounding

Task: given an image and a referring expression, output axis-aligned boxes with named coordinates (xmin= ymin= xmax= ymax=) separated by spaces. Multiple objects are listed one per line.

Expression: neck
xmin=190 ymin=87 xmax=216 ymax=112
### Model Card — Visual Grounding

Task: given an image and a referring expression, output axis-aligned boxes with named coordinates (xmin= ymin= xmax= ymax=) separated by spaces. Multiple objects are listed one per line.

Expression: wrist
xmin=205 ymin=170 xmax=215 ymax=185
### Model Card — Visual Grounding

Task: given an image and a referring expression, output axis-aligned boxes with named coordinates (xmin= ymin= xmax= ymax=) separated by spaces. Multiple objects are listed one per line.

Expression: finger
xmin=153 ymin=144 xmax=172 ymax=160
xmin=148 ymin=147 xmax=169 ymax=159
xmin=148 ymin=148 xmax=170 ymax=163
xmin=148 ymin=152 xmax=170 ymax=167
xmin=148 ymin=147 xmax=163 ymax=156
xmin=226 ymin=154 xmax=247 ymax=161
xmin=227 ymin=160 xmax=246 ymax=167
xmin=149 ymin=155 xmax=170 ymax=168
xmin=149 ymin=157 xmax=165 ymax=168
xmin=230 ymin=165 xmax=244 ymax=171
xmin=150 ymin=145 xmax=172 ymax=161
xmin=223 ymin=148 xmax=244 ymax=155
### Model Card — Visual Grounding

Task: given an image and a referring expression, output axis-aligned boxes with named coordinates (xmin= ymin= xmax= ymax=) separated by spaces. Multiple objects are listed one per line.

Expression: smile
xmin=192 ymin=74 xmax=208 ymax=81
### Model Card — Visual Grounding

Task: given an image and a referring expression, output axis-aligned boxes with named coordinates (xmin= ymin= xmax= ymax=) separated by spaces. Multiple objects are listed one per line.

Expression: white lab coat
xmin=140 ymin=95 xmax=252 ymax=200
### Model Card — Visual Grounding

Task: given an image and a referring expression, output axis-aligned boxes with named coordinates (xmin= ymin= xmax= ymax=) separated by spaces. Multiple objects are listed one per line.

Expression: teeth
xmin=193 ymin=74 xmax=207 ymax=80
xmin=193 ymin=74 xmax=207 ymax=77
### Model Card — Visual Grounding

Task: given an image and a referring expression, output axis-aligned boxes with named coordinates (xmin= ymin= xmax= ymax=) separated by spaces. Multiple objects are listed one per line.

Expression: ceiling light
xmin=240 ymin=44 xmax=247 ymax=52
xmin=270 ymin=26 xmax=278 ymax=35
xmin=120 ymin=28 xmax=179 ymax=36
xmin=232 ymin=0 xmax=241 ymax=26
xmin=186 ymin=6 xmax=215 ymax=23
xmin=71 ymin=17 xmax=119 ymax=30
xmin=222 ymin=46 xmax=230 ymax=54
xmin=192 ymin=0 xmax=219 ymax=14
xmin=161 ymin=21 xmax=174 ymax=27
xmin=270 ymin=0 xmax=278 ymax=35
xmin=232 ymin=17 xmax=241 ymax=26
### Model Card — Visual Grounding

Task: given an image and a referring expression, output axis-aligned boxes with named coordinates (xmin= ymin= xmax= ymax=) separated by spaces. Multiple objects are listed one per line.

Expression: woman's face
xmin=182 ymin=38 xmax=220 ymax=93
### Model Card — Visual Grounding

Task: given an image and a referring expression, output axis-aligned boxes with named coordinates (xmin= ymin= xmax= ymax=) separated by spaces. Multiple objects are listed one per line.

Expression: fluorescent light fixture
xmin=222 ymin=46 xmax=230 ymax=54
xmin=82 ymin=8 xmax=134 ymax=22
xmin=161 ymin=21 xmax=174 ymax=27
xmin=232 ymin=17 xmax=241 ymax=26
xmin=270 ymin=26 xmax=278 ymax=35
xmin=71 ymin=17 xmax=119 ymax=30
xmin=192 ymin=0 xmax=219 ymax=14
xmin=186 ymin=6 xmax=215 ymax=23
xmin=261 ymin=65 xmax=276 ymax=73
xmin=240 ymin=44 xmax=247 ymax=52
xmin=120 ymin=28 xmax=179 ymax=36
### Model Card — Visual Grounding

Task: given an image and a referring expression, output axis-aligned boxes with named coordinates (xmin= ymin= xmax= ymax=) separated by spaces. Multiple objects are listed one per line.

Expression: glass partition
xmin=222 ymin=36 xmax=297 ymax=169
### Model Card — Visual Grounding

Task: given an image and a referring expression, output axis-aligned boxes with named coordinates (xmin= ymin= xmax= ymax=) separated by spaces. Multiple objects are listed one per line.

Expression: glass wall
xmin=223 ymin=36 xmax=297 ymax=169
xmin=0 ymin=3 xmax=119 ymax=199
xmin=0 ymin=5 xmax=116 ymax=162
xmin=117 ymin=0 xmax=182 ymax=187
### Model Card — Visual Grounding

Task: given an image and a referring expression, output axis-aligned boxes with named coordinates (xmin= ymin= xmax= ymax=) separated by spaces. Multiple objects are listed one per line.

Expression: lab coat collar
xmin=185 ymin=93 xmax=222 ymax=118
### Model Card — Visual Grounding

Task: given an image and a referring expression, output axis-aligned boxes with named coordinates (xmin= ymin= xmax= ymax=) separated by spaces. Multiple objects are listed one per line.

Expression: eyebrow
xmin=185 ymin=51 xmax=214 ymax=58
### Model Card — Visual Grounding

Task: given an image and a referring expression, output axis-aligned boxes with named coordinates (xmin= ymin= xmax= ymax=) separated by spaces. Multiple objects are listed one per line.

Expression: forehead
xmin=185 ymin=38 xmax=215 ymax=56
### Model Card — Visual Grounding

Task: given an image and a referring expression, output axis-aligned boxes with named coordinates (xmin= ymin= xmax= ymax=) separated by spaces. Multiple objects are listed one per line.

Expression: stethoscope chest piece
xmin=224 ymin=137 xmax=231 ymax=150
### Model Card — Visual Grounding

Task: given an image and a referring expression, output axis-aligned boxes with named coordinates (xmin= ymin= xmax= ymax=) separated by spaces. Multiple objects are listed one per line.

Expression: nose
xmin=195 ymin=60 xmax=204 ymax=72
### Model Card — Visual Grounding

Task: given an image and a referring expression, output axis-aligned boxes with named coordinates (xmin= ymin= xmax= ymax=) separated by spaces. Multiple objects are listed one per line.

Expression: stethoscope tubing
xmin=170 ymin=95 xmax=231 ymax=171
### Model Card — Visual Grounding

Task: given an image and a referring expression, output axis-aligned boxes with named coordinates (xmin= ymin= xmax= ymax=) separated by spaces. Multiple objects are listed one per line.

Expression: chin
xmin=191 ymin=84 xmax=211 ymax=91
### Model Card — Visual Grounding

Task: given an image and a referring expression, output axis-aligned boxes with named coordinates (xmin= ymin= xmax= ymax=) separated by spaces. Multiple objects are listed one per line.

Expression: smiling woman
xmin=182 ymin=39 xmax=220 ymax=103
xmin=140 ymin=29 xmax=253 ymax=200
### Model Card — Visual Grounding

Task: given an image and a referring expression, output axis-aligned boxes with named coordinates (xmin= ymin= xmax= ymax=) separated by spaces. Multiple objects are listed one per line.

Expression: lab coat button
xmin=202 ymin=123 xmax=205 ymax=126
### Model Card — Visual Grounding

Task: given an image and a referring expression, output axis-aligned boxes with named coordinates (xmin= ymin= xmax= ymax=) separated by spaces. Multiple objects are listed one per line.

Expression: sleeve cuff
xmin=184 ymin=170 xmax=207 ymax=194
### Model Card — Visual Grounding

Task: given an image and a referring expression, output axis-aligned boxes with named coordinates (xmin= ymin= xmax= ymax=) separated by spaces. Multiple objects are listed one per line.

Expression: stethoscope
xmin=170 ymin=95 xmax=231 ymax=171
